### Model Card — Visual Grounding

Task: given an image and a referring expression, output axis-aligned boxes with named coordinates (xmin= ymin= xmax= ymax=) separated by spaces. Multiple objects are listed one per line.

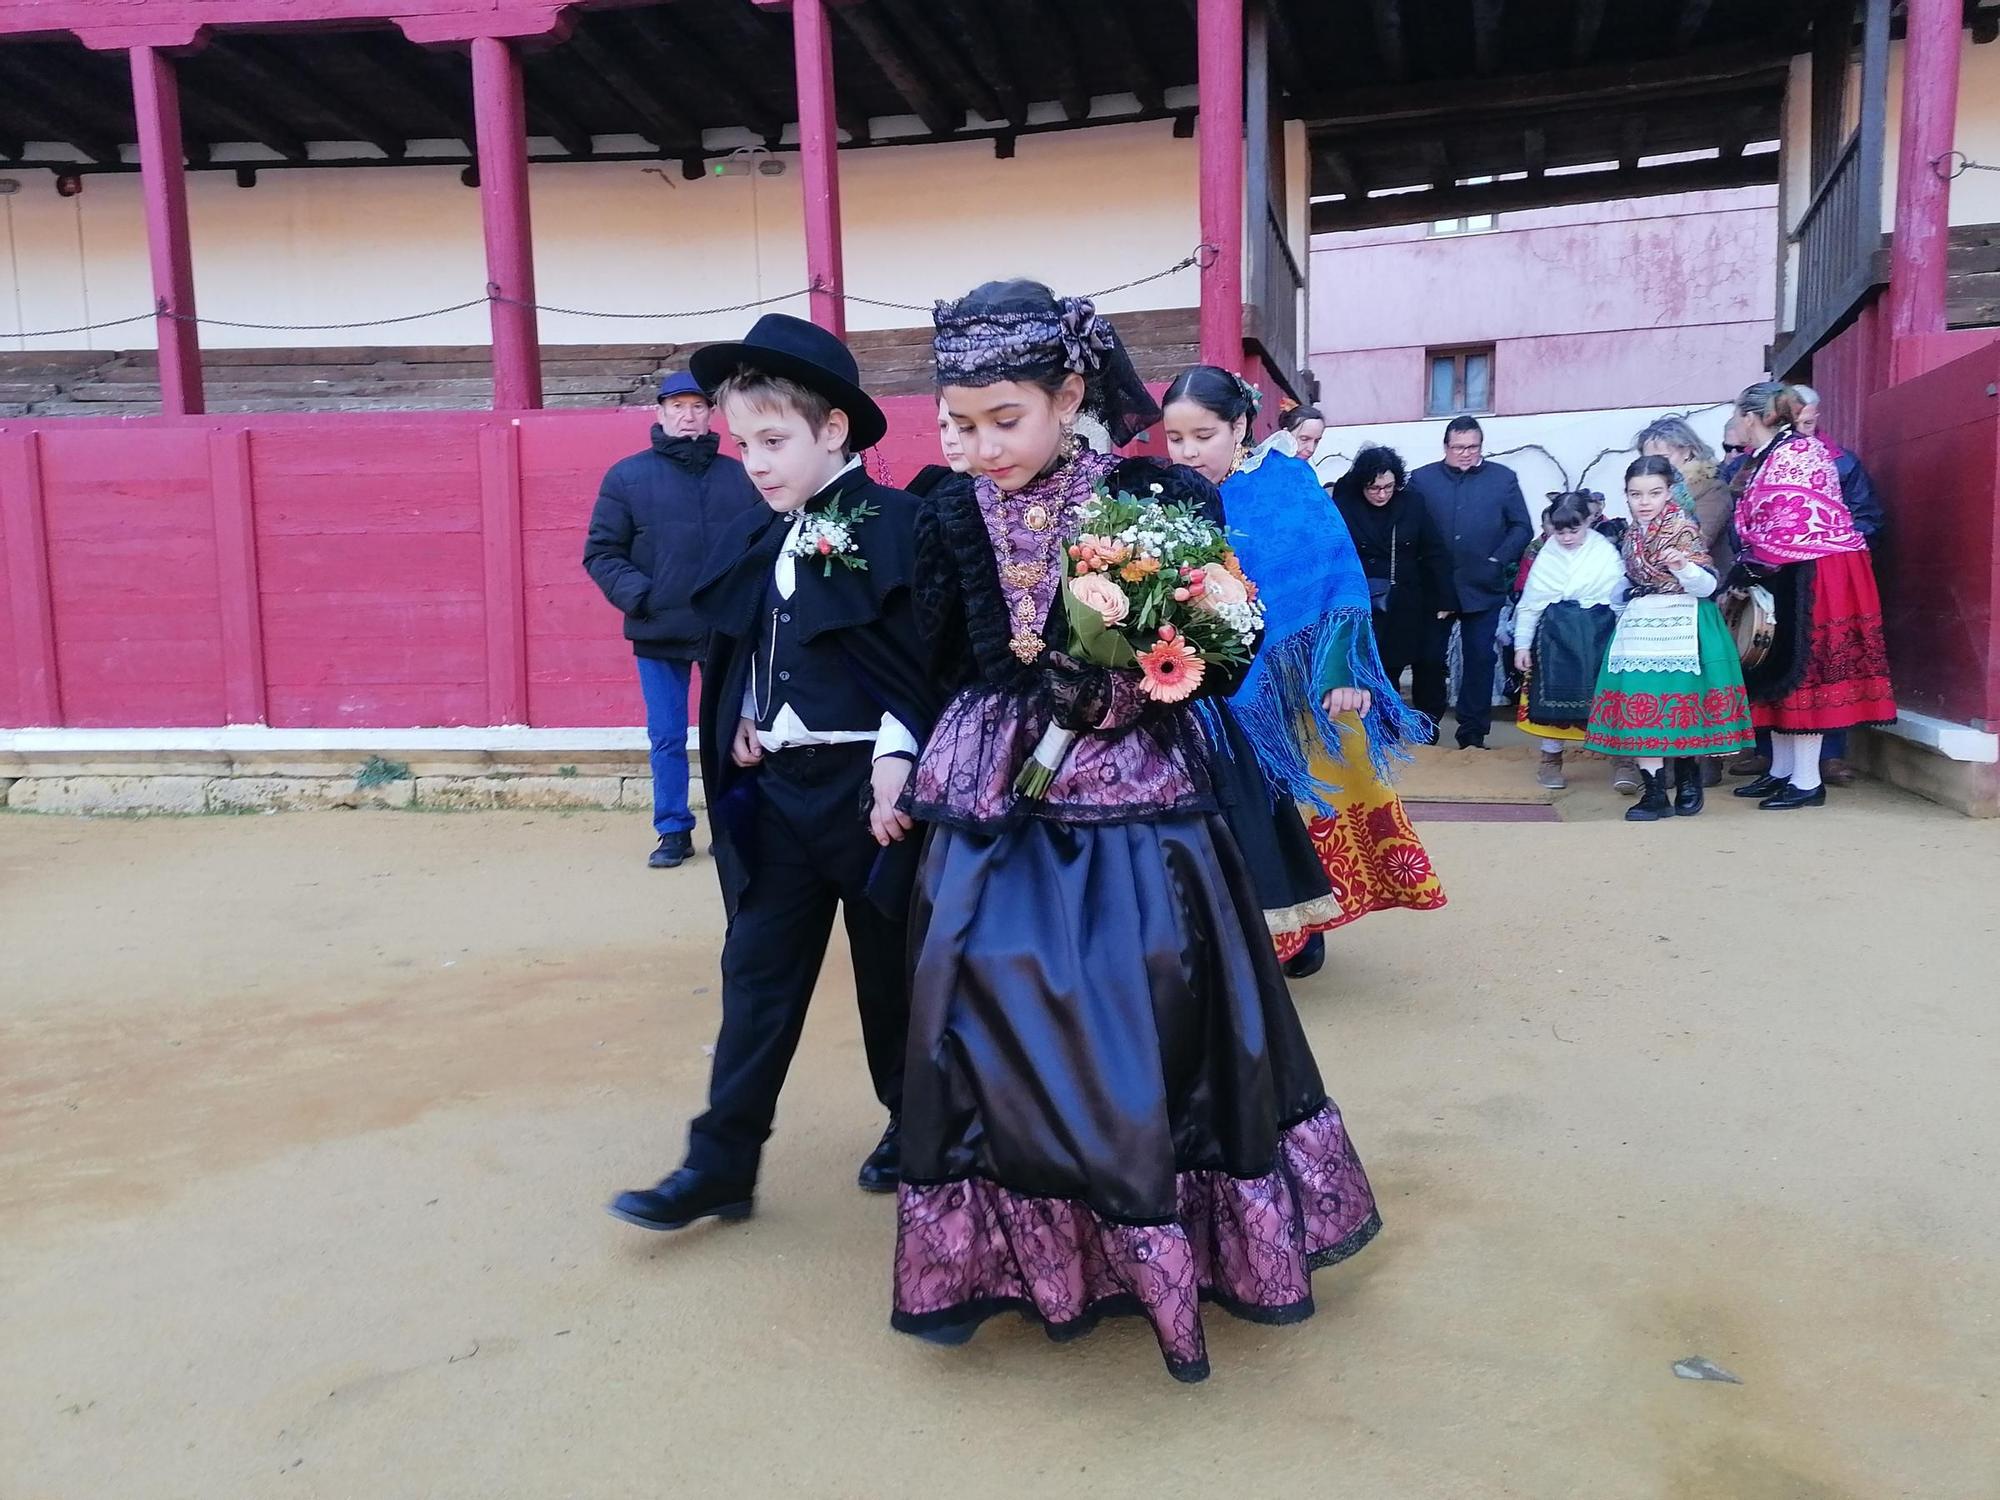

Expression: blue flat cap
xmin=657 ymin=371 xmax=708 ymax=401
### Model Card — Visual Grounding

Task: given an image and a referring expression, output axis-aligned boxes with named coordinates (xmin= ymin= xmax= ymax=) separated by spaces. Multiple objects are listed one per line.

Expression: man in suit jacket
xmin=1405 ymin=416 xmax=1533 ymax=748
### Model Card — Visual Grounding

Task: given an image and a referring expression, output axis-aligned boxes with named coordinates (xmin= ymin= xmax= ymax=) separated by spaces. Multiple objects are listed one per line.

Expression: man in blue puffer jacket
xmin=585 ymin=372 xmax=759 ymax=867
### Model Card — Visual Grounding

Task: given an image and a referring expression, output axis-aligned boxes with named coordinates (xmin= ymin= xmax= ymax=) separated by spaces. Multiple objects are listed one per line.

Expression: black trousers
xmin=685 ymin=743 xmax=907 ymax=1185
xmin=1416 ymin=606 xmax=1501 ymax=746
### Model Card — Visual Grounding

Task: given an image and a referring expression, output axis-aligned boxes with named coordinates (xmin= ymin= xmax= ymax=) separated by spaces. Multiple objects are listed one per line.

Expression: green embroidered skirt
xmin=1584 ymin=598 xmax=1754 ymax=757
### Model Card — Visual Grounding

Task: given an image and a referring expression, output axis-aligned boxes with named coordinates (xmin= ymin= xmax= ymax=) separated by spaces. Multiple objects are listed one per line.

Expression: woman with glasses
xmin=1329 ymin=444 xmax=1453 ymax=716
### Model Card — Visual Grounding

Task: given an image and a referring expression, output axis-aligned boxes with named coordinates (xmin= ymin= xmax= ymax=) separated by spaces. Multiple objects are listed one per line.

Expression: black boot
xmin=1624 ymin=768 xmax=1672 ymax=822
xmin=606 ymin=1167 xmax=753 ymax=1231
xmin=1672 ymin=757 xmax=1705 ymax=817
xmin=1282 ymin=931 xmax=1327 ymax=978
xmin=856 ymin=1116 xmax=901 ymax=1194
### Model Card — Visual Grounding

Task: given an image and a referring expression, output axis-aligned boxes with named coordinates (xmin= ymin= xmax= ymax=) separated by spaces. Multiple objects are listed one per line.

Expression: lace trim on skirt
xmin=890 ymin=1100 xmax=1378 ymax=1383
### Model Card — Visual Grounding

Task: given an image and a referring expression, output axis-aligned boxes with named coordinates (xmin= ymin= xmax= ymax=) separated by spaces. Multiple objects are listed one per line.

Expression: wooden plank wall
xmin=0 ymin=394 xmax=967 ymax=730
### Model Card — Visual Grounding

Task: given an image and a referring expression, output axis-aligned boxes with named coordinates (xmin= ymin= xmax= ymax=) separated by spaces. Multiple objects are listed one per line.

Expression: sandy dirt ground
xmin=3 ymin=779 xmax=1998 ymax=1500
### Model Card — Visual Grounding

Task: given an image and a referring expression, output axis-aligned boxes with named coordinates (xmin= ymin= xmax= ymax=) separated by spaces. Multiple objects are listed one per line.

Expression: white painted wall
xmin=0 ymin=120 xmax=1207 ymax=350
xmin=1310 ymin=400 xmax=1736 ymax=521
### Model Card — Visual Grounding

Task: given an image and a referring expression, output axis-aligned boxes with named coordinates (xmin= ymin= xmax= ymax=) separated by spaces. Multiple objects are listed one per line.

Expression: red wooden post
xmin=788 ymin=0 xmax=848 ymax=336
xmin=478 ymin=420 xmax=530 ymax=724
xmin=128 ymin=45 xmax=205 ymax=416
xmin=471 ymin=34 xmax=545 ymax=410
xmin=1196 ymin=0 xmax=1245 ymax=373
xmin=1886 ymin=0 xmax=1963 ymax=356
xmin=208 ymin=429 xmax=268 ymax=725
xmin=0 ymin=432 xmax=62 ymax=725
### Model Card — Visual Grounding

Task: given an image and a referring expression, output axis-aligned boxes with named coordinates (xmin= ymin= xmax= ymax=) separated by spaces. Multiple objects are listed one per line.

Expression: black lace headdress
xmin=931 ymin=286 xmax=1161 ymax=446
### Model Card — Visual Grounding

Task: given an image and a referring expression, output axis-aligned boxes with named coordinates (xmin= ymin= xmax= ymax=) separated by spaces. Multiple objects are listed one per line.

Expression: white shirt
xmin=740 ymin=459 xmax=920 ymax=761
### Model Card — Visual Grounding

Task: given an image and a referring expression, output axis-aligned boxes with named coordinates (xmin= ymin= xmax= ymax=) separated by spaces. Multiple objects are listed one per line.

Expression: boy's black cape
xmin=692 ymin=464 xmax=942 ymax=917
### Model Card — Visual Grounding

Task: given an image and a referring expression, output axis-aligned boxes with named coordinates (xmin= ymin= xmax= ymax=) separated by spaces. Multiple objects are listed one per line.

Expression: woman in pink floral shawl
xmin=1727 ymin=382 xmax=1896 ymax=809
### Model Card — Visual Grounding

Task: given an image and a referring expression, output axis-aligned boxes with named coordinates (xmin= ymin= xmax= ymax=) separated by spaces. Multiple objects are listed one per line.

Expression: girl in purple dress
xmin=891 ymin=279 xmax=1379 ymax=1383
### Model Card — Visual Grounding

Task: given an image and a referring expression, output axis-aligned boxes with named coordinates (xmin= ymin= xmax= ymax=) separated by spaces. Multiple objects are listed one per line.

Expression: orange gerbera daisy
xmin=1135 ymin=637 xmax=1205 ymax=702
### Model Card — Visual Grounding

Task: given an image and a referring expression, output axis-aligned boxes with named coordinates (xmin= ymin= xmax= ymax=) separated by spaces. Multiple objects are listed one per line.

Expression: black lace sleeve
xmin=914 ymin=479 xmax=977 ymax=694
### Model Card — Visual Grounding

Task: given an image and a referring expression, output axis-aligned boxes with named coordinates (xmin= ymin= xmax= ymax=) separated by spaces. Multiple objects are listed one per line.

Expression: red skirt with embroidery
xmin=1752 ymin=549 xmax=1897 ymax=733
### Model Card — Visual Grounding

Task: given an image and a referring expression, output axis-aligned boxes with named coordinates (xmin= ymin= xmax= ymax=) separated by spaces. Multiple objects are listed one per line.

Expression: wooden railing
xmin=1770 ymin=0 xmax=1890 ymax=377
xmin=1248 ymin=200 xmax=1305 ymax=398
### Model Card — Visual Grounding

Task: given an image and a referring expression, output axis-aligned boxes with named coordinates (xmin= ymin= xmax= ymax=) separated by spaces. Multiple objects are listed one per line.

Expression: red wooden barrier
xmin=0 ymin=396 xmax=953 ymax=730
xmin=1865 ymin=338 xmax=2000 ymax=729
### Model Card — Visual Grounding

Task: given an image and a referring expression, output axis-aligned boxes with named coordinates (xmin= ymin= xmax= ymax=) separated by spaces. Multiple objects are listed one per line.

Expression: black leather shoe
xmin=648 ymin=832 xmax=694 ymax=869
xmin=856 ymin=1117 xmax=900 ymax=1194
xmin=1282 ymin=931 xmax=1327 ymax=978
xmin=606 ymin=1168 xmax=753 ymax=1231
xmin=1732 ymin=774 xmax=1786 ymax=799
xmin=1759 ymin=782 xmax=1827 ymax=810
xmin=1672 ymin=758 xmax=1705 ymax=817
xmin=1624 ymin=768 xmax=1672 ymax=822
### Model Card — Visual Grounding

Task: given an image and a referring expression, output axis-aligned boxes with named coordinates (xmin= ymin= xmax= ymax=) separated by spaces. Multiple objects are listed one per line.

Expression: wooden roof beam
xmin=623 ymin=9 xmax=784 ymax=142
xmin=837 ymin=5 xmax=958 ymax=136
xmin=1368 ymin=0 xmax=1410 ymax=83
xmin=1421 ymin=137 xmax=1452 ymax=188
xmin=1262 ymin=0 xmax=1310 ymax=103
xmin=877 ymin=0 xmax=1008 ymax=123
xmin=1675 ymin=0 xmax=1717 ymax=51
xmin=563 ymin=24 xmax=702 ymax=150
xmin=1572 ymin=0 xmax=1607 ymax=65
xmin=1302 ymin=46 xmax=1788 ymax=129
xmin=0 ymin=60 xmax=122 ymax=163
xmin=947 ymin=0 xmax=1028 ymax=126
xmin=172 ymin=75 xmax=310 ymax=161
xmin=1472 ymin=0 xmax=1507 ymax=76
xmin=1311 ymin=151 xmax=1773 ymax=233
xmin=1315 ymin=143 xmax=1360 ymax=197
xmin=342 ymin=37 xmax=470 ymax=146
xmin=1019 ymin=0 xmax=1089 ymax=122
xmin=1523 ymin=124 xmax=1546 ymax=177
xmin=206 ymin=37 xmax=407 ymax=159
xmin=1072 ymin=0 xmax=1165 ymax=113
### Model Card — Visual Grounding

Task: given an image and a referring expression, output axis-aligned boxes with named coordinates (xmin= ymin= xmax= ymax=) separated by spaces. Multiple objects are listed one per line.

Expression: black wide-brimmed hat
xmin=689 ymin=313 xmax=887 ymax=451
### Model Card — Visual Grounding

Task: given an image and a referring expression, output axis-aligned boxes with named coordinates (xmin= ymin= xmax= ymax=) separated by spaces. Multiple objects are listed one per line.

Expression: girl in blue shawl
xmin=1164 ymin=367 xmax=1447 ymax=976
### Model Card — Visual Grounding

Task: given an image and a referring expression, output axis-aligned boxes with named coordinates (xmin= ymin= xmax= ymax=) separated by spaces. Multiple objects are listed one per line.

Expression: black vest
xmin=751 ymin=570 xmax=880 ymax=734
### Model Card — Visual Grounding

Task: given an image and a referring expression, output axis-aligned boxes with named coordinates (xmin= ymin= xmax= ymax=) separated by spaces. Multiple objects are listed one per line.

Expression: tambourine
xmin=1722 ymin=585 xmax=1776 ymax=670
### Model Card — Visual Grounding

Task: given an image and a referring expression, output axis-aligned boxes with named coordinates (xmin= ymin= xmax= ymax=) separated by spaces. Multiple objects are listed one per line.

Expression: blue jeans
xmin=635 ymin=656 xmax=696 ymax=838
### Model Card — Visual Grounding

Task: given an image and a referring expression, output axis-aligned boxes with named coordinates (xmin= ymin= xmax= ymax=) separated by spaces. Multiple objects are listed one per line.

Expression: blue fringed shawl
xmin=1200 ymin=438 xmax=1433 ymax=811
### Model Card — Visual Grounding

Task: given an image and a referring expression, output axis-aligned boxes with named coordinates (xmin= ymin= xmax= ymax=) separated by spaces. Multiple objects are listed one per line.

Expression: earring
xmin=1060 ymin=421 xmax=1082 ymax=462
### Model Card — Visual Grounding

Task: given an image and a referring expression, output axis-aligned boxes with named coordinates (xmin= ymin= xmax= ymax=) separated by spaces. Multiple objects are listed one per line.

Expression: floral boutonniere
xmin=784 ymin=497 xmax=877 ymax=577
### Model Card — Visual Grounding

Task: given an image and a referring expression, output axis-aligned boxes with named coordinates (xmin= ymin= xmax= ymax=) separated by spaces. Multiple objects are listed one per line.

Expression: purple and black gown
xmin=893 ymin=448 xmax=1379 ymax=1383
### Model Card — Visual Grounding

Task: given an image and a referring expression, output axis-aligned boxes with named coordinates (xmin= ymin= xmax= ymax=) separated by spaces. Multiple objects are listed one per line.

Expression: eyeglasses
xmin=1364 ymin=478 xmax=1397 ymax=494
xmin=1722 ymin=443 xmax=1746 ymax=455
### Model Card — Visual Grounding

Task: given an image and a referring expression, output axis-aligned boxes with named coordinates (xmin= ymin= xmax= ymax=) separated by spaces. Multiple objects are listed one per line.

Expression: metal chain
xmin=4 ymin=245 xmax=1215 ymax=341
xmin=1933 ymin=149 xmax=2000 ymax=179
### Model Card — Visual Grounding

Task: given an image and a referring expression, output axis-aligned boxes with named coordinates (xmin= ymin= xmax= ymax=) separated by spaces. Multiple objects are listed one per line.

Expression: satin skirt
xmin=892 ymin=814 xmax=1380 ymax=1382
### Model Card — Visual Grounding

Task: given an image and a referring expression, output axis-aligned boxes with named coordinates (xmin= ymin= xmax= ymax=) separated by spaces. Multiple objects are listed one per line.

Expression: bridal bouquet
xmin=1016 ymin=483 xmax=1264 ymax=798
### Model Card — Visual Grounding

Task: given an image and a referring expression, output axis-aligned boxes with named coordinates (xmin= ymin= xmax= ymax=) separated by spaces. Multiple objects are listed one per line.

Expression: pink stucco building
xmin=1306 ymin=186 xmax=1779 ymax=495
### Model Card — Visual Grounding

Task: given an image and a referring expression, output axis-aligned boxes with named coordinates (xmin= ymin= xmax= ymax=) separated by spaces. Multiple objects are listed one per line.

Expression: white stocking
xmin=1787 ymin=733 xmax=1825 ymax=791
xmin=1542 ymin=739 xmax=1566 ymax=755
xmin=1769 ymin=735 xmax=1797 ymax=781
xmin=1637 ymin=756 xmax=1664 ymax=773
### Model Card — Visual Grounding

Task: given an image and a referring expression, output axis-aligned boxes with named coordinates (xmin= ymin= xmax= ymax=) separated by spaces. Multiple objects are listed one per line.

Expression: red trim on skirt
xmin=1751 ymin=549 xmax=1897 ymax=732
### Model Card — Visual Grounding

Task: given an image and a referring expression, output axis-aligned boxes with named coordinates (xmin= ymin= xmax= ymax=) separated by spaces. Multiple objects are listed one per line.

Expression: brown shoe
xmin=1537 ymin=750 xmax=1567 ymax=790
xmin=1611 ymin=758 xmax=1641 ymax=795
xmin=1701 ymin=758 xmax=1723 ymax=788
xmin=1821 ymin=757 xmax=1858 ymax=787
xmin=1725 ymin=750 xmax=1770 ymax=778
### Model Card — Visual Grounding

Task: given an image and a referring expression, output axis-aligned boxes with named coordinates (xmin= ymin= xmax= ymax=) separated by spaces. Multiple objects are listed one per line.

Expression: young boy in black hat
xmin=608 ymin=314 xmax=939 ymax=1232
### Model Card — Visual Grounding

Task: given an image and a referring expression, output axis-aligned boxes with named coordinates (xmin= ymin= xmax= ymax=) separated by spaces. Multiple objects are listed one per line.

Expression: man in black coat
xmin=1406 ymin=416 xmax=1533 ymax=748
xmin=607 ymin=315 xmax=940 ymax=1235
xmin=583 ymin=372 xmax=759 ymax=868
